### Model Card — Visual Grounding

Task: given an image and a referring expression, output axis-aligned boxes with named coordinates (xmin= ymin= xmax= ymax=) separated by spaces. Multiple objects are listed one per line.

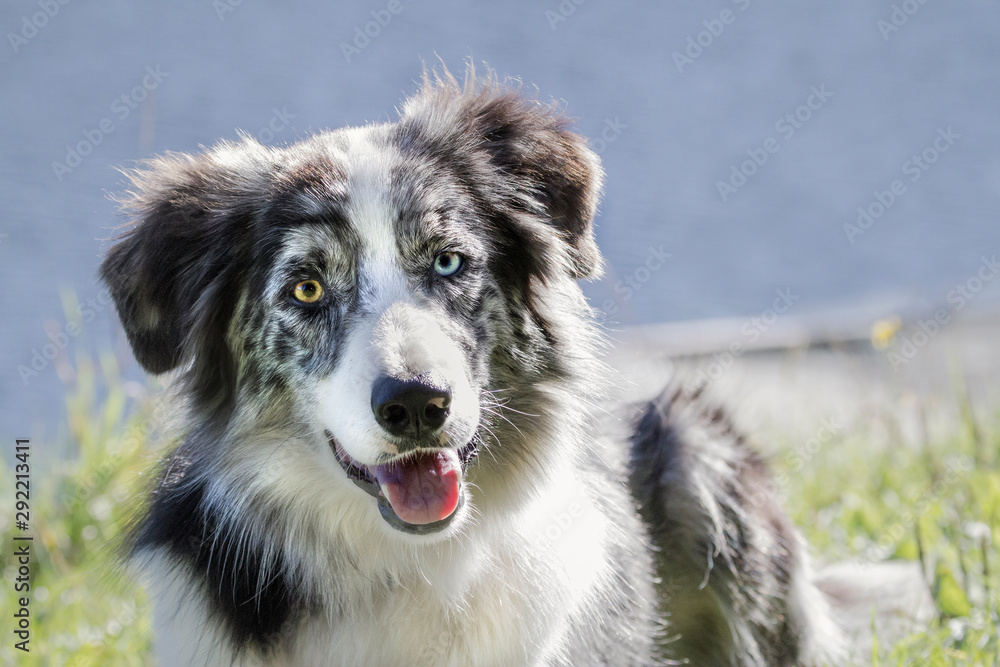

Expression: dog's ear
xmin=101 ymin=147 xmax=261 ymax=391
xmin=400 ymin=68 xmax=604 ymax=279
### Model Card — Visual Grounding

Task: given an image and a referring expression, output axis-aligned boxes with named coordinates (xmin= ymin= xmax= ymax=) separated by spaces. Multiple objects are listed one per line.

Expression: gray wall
xmin=2 ymin=0 xmax=999 ymax=436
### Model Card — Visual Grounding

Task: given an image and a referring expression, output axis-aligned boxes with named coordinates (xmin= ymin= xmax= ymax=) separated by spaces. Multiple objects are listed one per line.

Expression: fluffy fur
xmin=102 ymin=67 xmax=849 ymax=666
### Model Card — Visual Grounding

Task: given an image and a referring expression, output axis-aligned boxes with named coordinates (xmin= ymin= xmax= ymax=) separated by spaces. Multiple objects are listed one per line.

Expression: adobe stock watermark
xmin=597 ymin=245 xmax=672 ymax=324
xmin=17 ymin=292 xmax=113 ymax=385
xmin=749 ymin=415 xmax=844 ymax=508
xmin=7 ymin=0 xmax=71 ymax=54
xmin=51 ymin=66 xmax=169 ymax=182
xmin=843 ymin=126 xmax=959 ymax=244
xmin=685 ymin=287 xmax=800 ymax=390
xmin=884 ymin=254 xmax=998 ymax=371
xmin=213 ymin=0 xmax=243 ymax=21
xmin=531 ymin=503 xmax=584 ymax=547
xmin=417 ymin=628 xmax=453 ymax=665
xmin=544 ymin=0 xmax=587 ymax=31
xmin=877 ymin=0 xmax=933 ymax=41
xmin=340 ymin=0 xmax=409 ymax=63
xmin=672 ymin=0 xmax=752 ymax=73
xmin=716 ymin=85 xmax=834 ymax=202
xmin=590 ymin=116 xmax=627 ymax=154
xmin=856 ymin=454 xmax=973 ymax=571
xmin=253 ymin=107 xmax=296 ymax=145
xmin=63 ymin=394 xmax=170 ymax=508
xmin=64 ymin=599 xmax=142 ymax=667
xmin=782 ymin=416 xmax=843 ymax=476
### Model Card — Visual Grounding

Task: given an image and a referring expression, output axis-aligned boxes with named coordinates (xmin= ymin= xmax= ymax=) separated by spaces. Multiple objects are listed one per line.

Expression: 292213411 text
xmin=11 ymin=439 xmax=32 ymax=653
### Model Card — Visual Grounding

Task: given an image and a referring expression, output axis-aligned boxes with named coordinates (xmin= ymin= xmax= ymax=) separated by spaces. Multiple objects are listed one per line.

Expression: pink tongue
xmin=373 ymin=450 xmax=462 ymax=525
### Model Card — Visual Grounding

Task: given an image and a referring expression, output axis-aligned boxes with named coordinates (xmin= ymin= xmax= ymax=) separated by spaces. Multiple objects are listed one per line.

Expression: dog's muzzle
xmin=327 ymin=375 xmax=477 ymax=535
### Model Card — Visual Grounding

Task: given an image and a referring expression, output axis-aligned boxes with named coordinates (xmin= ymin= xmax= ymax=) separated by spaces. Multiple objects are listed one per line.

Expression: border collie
xmin=101 ymin=67 xmax=851 ymax=665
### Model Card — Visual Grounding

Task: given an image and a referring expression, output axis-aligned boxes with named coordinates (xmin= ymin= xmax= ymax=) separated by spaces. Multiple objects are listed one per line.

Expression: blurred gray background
xmin=2 ymin=0 xmax=999 ymax=439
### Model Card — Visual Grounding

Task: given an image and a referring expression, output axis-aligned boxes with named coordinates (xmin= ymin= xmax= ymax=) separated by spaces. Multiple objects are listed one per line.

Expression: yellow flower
xmin=870 ymin=316 xmax=903 ymax=350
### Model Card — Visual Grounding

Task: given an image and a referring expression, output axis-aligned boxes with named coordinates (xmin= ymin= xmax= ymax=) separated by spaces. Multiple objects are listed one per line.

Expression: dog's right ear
xmin=399 ymin=66 xmax=605 ymax=281
xmin=101 ymin=148 xmax=260 ymax=376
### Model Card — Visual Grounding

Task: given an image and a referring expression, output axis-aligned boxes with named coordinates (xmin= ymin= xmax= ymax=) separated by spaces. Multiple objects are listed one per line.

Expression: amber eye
xmin=293 ymin=280 xmax=324 ymax=304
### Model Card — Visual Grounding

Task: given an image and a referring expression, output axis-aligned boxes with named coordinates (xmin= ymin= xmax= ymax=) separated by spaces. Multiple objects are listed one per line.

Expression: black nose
xmin=371 ymin=377 xmax=451 ymax=438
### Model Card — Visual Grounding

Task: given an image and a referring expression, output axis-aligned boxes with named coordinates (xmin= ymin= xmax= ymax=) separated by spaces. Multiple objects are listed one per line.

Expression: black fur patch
xmin=629 ymin=386 xmax=803 ymax=665
xmin=134 ymin=450 xmax=307 ymax=656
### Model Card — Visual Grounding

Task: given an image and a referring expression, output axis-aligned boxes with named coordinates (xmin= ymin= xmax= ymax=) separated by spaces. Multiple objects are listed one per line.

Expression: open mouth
xmin=326 ymin=431 xmax=478 ymax=535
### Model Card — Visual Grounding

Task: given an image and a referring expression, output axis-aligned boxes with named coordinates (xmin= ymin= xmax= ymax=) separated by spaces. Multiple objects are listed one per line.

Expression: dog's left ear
xmin=101 ymin=146 xmax=266 ymax=413
xmin=400 ymin=69 xmax=604 ymax=279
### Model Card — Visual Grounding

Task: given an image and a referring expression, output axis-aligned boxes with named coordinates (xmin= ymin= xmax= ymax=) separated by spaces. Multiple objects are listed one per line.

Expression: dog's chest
xmin=291 ymin=558 xmax=553 ymax=666
xmin=291 ymin=493 xmax=611 ymax=666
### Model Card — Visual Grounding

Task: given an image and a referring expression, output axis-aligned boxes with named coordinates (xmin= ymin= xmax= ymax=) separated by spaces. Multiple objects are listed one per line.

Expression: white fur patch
xmin=310 ymin=130 xmax=479 ymax=468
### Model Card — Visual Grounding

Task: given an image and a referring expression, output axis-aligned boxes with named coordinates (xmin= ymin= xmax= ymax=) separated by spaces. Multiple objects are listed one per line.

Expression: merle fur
xmin=103 ymin=66 xmax=844 ymax=665
xmin=630 ymin=385 xmax=807 ymax=665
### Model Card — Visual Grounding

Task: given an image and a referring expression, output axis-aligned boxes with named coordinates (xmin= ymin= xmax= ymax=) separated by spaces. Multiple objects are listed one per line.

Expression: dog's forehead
xmin=341 ymin=127 xmax=403 ymax=265
xmin=274 ymin=126 xmax=455 ymax=262
xmin=271 ymin=126 xmax=441 ymax=276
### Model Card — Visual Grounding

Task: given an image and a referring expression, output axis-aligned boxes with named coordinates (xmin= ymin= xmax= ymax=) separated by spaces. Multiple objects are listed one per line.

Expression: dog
xmin=101 ymin=67 xmax=855 ymax=666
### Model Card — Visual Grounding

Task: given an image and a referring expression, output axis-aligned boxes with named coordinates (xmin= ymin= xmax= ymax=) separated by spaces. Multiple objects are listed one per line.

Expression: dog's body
xmin=102 ymin=69 xmax=847 ymax=666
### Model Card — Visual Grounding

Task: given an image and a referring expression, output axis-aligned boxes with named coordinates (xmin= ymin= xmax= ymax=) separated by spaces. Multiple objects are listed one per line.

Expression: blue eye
xmin=433 ymin=252 xmax=464 ymax=277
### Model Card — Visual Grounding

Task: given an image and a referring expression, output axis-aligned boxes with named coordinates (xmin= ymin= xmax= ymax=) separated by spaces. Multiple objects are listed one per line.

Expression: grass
xmin=775 ymin=380 xmax=1000 ymax=665
xmin=0 ymin=353 xmax=154 ymax=666
xmin=1 ymin=353 xmax=997 ymax=665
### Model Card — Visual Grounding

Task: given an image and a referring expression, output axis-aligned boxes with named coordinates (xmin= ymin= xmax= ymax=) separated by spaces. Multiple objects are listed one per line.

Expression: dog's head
xmin=102 ymin=69 xmax=603 ymax=539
